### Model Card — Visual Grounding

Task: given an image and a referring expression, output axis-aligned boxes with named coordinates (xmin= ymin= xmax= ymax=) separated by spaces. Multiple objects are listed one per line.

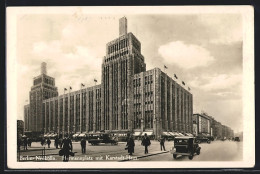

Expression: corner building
xmin=25 ymin=17 xmax=193 ymax=138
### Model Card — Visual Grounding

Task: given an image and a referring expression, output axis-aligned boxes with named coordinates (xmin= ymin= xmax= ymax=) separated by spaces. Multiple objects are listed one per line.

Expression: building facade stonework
xmin=24 ymin=17 xmax=193 ymax=138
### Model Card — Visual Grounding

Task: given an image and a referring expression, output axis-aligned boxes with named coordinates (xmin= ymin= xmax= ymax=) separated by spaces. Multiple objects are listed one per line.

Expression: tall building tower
xmin=101 ymin=17 xmax=146 ymax=133
xmin=29 ymin=62 xmax=58 ymax=132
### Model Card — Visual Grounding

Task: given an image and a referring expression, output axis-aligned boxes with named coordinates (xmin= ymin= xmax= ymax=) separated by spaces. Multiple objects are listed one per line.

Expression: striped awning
xmin=162 ymin=132 xmax=171 ymax=136
xmin=185 ymin=133 xmax=194 ymax=137
xmin=78 ymin=133 xmax=86 ymax=137
xmin=169 ymin=132 xmax=180 ymax=136
xmin=178 ymin=133 xmax=185 ymax=136
xmin=72 ymin=134 xmax=79 ymax=137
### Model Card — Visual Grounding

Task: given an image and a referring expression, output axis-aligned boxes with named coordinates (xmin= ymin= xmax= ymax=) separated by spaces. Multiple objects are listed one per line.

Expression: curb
xmin=18 ymin=148 xmax=58 ymax=152
xmin=119 ymin=151 xmax=169 ymax=162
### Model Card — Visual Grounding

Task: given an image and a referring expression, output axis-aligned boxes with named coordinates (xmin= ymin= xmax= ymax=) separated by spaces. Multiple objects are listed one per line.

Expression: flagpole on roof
xmin=164 ymin=65 xmax=168 ymax=74
xmin=81 ymin=83 xmax=85 ymax=90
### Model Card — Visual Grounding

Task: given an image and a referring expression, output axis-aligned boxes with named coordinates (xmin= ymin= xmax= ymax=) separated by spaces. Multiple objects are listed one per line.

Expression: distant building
xmin=24 ymin=17 xmax=193 ymax=138
xmin=28 ymin=62 xmax=58 ymax=132
xmin=193 ymin=113 xmax=211 ymax=136
xmin=212 ymin=120 xmax=223 ymax=139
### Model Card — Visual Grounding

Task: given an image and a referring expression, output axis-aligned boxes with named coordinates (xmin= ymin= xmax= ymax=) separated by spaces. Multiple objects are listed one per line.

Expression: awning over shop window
xmin=51 ymin=134 xmax=57 ymax=137
xmin=141 ymin=132 xmax=154 ymax=136
xmin=78 ymin=133 xmax=86 ymax=137
xmin=201 ymin=133 xmax=210 ymax=137
xmin=72 ymin=134 xmax=79 ymax=137
xmin=133 ymin=132 xmax=141 ymax=136
xmin=118 ymin=133 xmax=127 ymax=137
xmin=169 ymin=132 xmax=180 ymax=136
xmin=185 ymin=133 xmax=194 ymax=137
xmin=162 ymin=132 xmax=171 ymax=136
xmin=178 ymin=133 xmax=185 ymax=136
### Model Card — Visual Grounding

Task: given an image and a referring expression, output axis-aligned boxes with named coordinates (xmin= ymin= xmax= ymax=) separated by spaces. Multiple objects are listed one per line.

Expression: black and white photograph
xmin=6 ymin=6 xmax=254 ymax=168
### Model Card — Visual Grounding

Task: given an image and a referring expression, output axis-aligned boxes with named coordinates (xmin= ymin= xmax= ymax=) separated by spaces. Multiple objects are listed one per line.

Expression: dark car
xmin=196 ymin=136 xmax=211 ymax=144
xmin=170 ymin=137 xmax=201 ymax=160
xmin=88 ymin=133 xmax=118 ymax=145
xmin=234 ymin=137 xmax=240 ymax=142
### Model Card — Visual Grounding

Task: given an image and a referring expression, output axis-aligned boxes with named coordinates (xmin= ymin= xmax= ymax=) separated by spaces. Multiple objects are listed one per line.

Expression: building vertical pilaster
xmin=62 ymin=95 xmax=65 ymax=138
xmin=73 ymin=95 xmax=76 ymax=133
xmin=53 ymin=99 xmax=55 ymax=132
xmin=164 ymin=75 xmax=168 ymax=132
xmin=93 ymin=88 xmax=97 ymax=132
xmin=109 ymin=64 xmax=113 ymax=131
xmin=80 ymin=90 xmax=82 ymax=133
xmin=118 ymin=61 xmax=122 ymax=130
xmin=169 ymin=81 xmax=173 ymax=132
xmin=57 ymin=97 xmax=60 ymax=136
xmin=68 ymin=93 xmax=70 ymax=134
xmin=86 ymin=89 xmax=89 ymax=132
xmin=44 ymin=101 xmax=47 ymax=134
xmin=49 ymin=100 xmax=51 ymax=132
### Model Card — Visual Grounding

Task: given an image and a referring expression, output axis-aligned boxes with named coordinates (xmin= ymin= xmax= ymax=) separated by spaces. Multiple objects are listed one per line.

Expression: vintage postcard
xmin=6 ymin=6 xmax=254 ymax=169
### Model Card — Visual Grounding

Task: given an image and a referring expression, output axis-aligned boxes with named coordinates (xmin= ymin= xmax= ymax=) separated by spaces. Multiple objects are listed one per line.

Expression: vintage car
xmin=88 ymin=133 xmax=118 ymax=145
xmin=196 ymin=135 xmax=211 ymax=144
xmin=234 ymin=137 xmax=240 ymax=142
xmin=170 ymin=137 xmax=201 ymax=160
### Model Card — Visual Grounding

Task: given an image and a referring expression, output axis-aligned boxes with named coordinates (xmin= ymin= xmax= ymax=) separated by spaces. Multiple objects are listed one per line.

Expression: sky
xmin=15 ymin=8 xmax=243 ymax=133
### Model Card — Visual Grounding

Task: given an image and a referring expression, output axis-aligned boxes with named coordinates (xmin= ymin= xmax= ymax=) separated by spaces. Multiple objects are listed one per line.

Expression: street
xmin=18 ymin=139 xmax=242 ymax=162
xmin=133 ymin=140 xmax=243 ymax=161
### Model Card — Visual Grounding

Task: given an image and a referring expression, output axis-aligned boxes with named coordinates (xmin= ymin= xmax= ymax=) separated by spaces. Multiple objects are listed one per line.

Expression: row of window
xmin=108 ymin=38 xmax=129 ymax=54
xmin=133 ymin=76 xmax=153 ymax=87
xmin=105 ymin=50 xmax=129 ymax=62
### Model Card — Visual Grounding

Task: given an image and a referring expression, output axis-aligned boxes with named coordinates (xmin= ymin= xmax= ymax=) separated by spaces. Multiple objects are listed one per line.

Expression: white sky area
xmin=15 ymin=9 xmax=243 ymax=132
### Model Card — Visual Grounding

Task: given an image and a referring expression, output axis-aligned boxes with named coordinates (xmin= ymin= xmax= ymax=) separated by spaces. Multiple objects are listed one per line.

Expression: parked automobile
xmin=234 ymin=137 xmax=240 ymax=142
xmin=88 ymin=133 xmax=118 ymax=145
xmin=196 ymin=135 xmax=211 ymax=144
xmin=170 ymin=136 xmax=201 ymax=160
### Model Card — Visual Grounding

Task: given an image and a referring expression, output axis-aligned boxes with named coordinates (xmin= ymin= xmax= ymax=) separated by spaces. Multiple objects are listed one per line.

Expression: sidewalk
xmin=119 ymin=150 xmax=169 ymax=162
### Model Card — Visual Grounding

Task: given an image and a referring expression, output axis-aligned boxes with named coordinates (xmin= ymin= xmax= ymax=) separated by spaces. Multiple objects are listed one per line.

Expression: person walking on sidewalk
xmin=158 ymin=135 xmax=166 ymax=151
xmin=126 ymin=135 xmax=135 ymax=155
xmin=80 ymin=138 xmax=86 ymax=154
xmin=54 ymin=137 xmax=59 ymax=149
xmin=27 ymin=138 xmax=32 ymax=147
xmin=23 ymin=138 xmax=28 ymax=150
xmin=61 ymin=133 xmax=73 ymax=162
xmin=141 ymin=133 xmax=151 ymax=154
xmin=47 ymin=138 xmax=51 ymax=148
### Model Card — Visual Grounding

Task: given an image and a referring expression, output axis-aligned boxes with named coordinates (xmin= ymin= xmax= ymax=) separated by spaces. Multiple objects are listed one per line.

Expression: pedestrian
xmin=41 ymin=138 xmax=45 ymax=146
xmin=80 ymin=138 xmax=86 ymax=154
xmin=59 ymin=138 xmax=63 ymax=148
xmin=141 ymin=133 xmax=151 ymax=154
xmin=17 ymin=137 xmax=21 ymax=151
xmin=54 ymin=137 xmax=59 ymax=149
xmin=23 ymin=138 xmax=28 ymax=150
xmin=47 ymin=138 xmax=51 ymax=148
xmin=126 ymin=135 xmax=135 ymax=155
xmin=61 ymin=133 xmax=73 ymax=162
xmin=158 ymin=135 xmax=166 ymax=151
xmin=27 ymin=138 xmax=32 ymax=147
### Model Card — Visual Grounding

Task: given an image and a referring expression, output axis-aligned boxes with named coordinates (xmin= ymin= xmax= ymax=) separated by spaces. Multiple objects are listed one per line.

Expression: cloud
xmin=158 ymin=41 xmax=214 ymax=69
xmin=200 ymin=74 xmax=241 ymax=92
xmin=189 ymin=73 xmax=242 ymax=103
xmin=31 ymin=40 xmax=102 ymax=93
